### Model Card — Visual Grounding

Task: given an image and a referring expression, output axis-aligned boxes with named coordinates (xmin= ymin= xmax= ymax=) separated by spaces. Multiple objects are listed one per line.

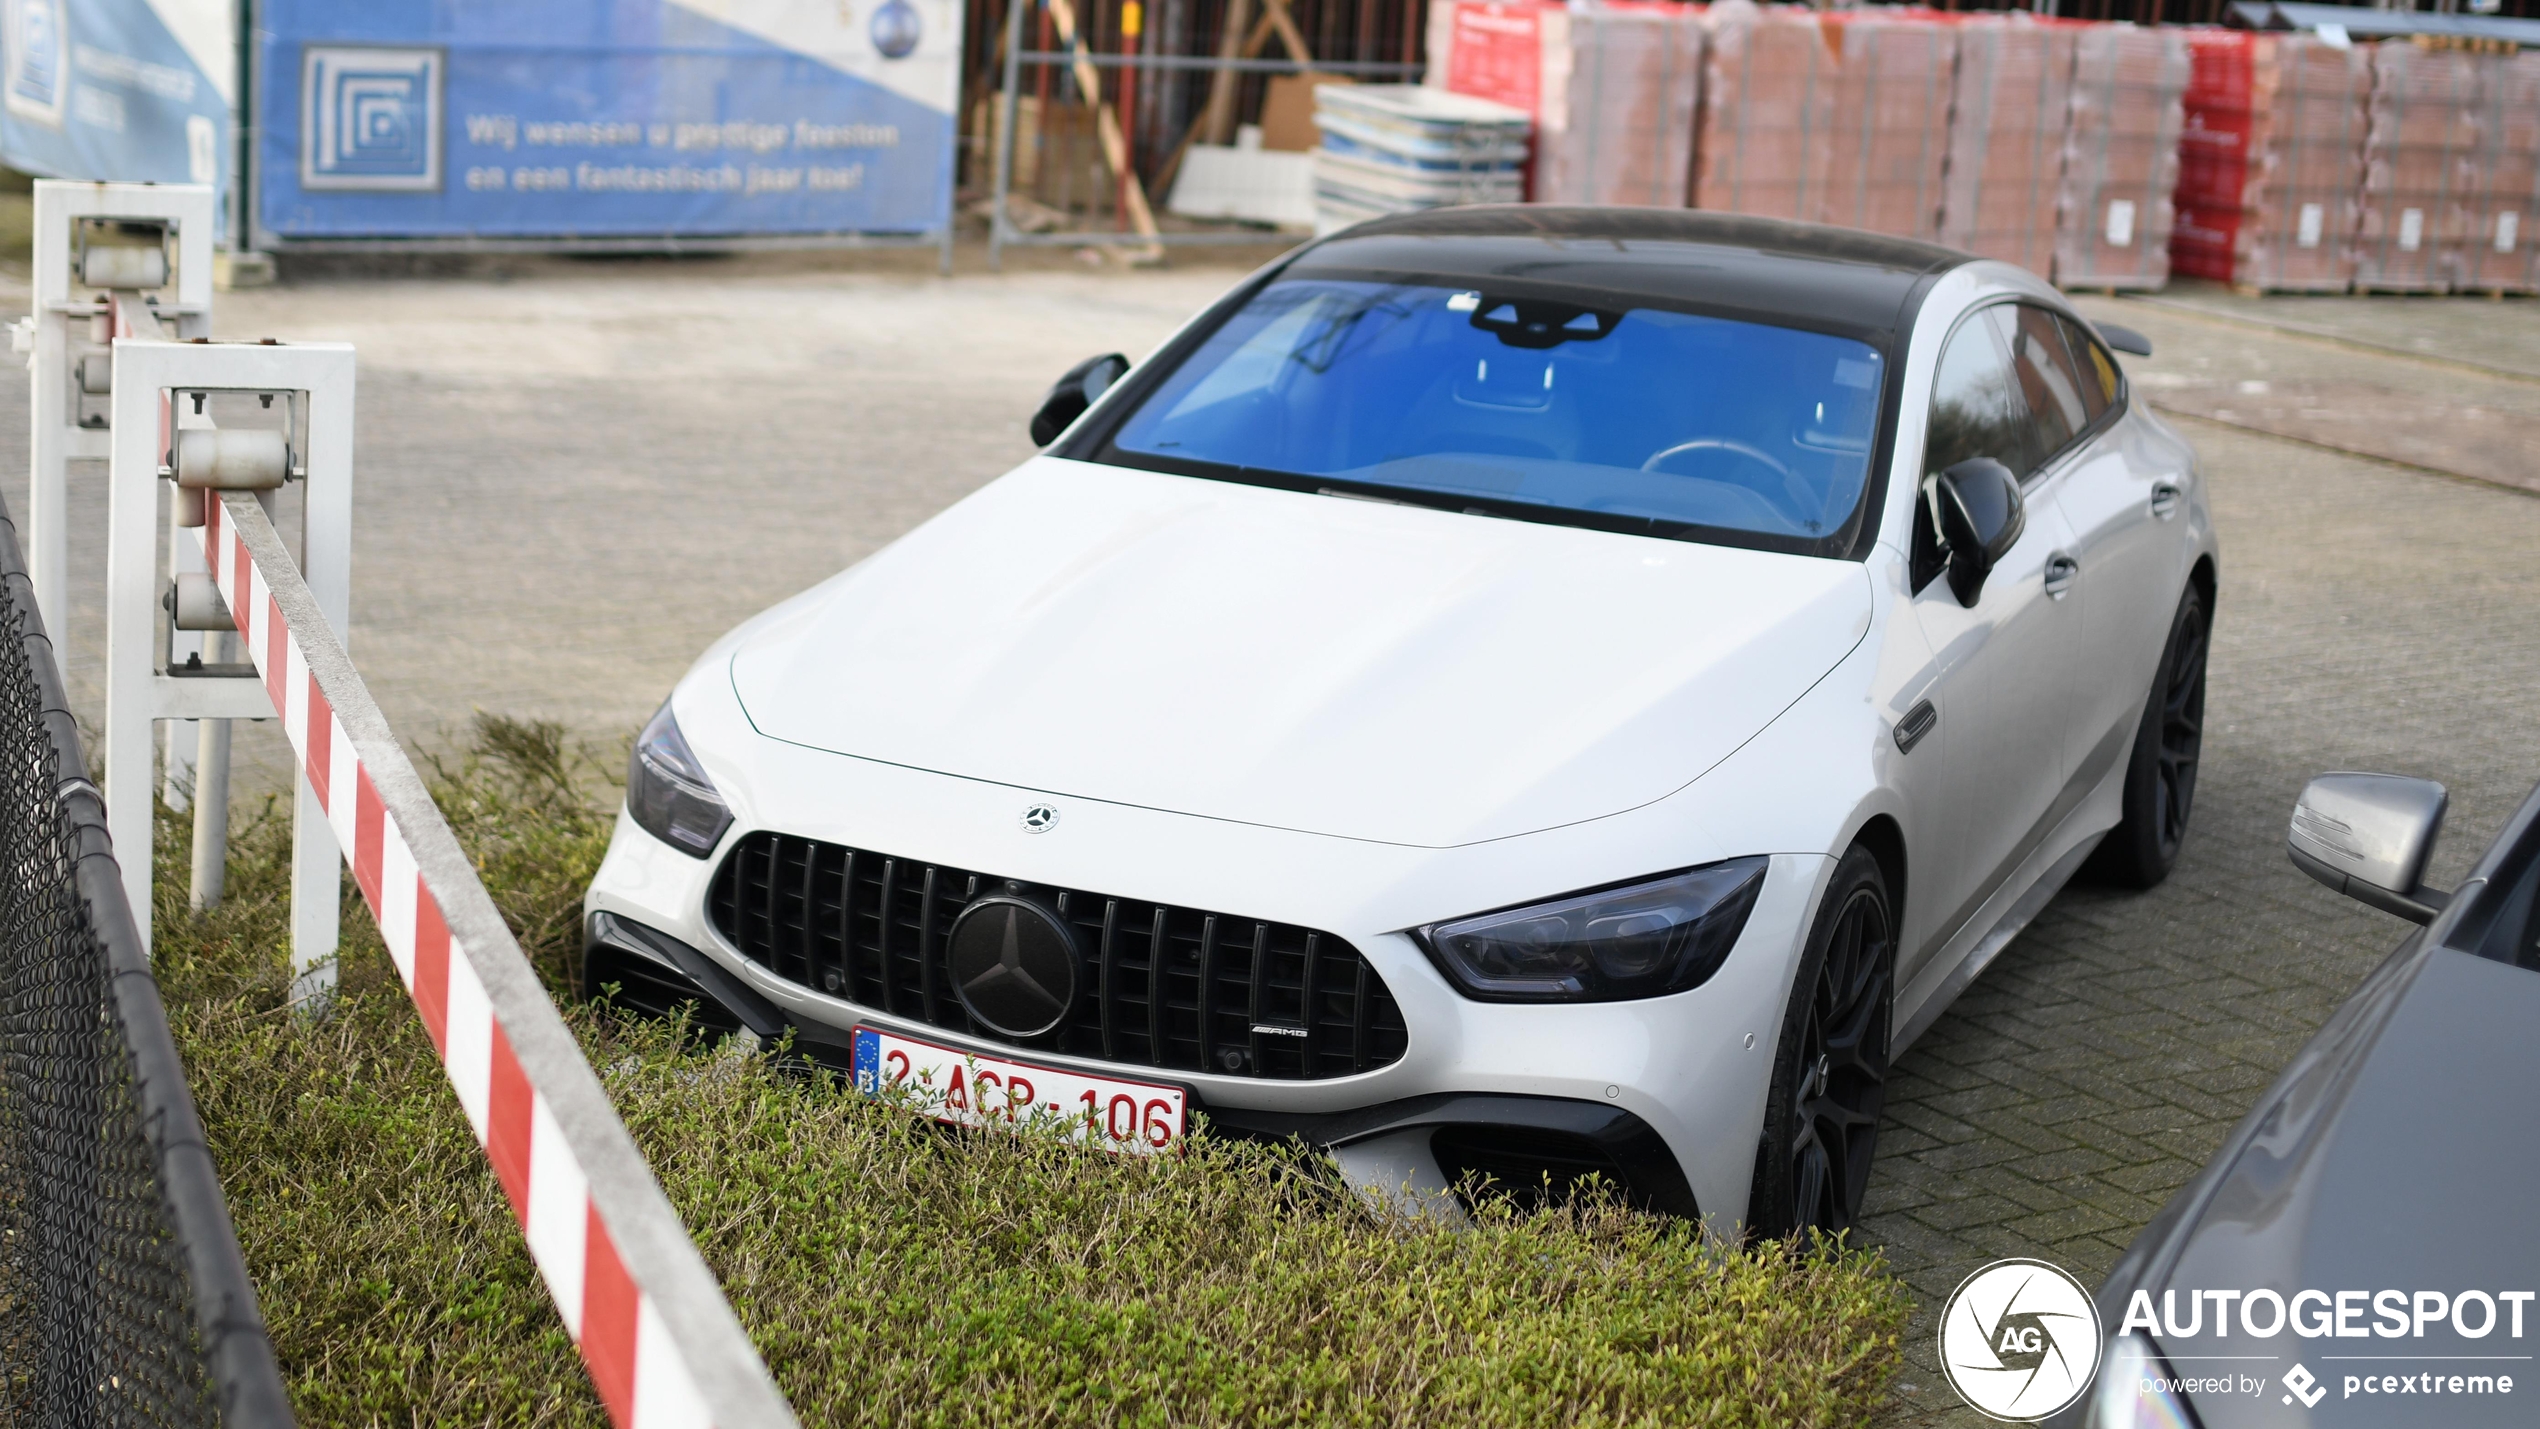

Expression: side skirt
xmin=1892 ymin=825 xmax=2106 ymax=1058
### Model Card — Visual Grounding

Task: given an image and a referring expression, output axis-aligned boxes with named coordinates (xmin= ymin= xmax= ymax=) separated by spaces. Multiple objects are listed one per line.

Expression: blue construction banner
xmin=253 ymin=0 xmax=960 ymax=242
xmin=0 ymin=0 xmax=233 ymax=194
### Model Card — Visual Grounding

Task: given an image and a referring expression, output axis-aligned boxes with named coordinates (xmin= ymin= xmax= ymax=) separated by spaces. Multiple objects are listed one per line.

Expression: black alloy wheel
xmin=1749 ymin=846 xmax=1894 ymax=1240
xmin=2092 ymin=584 xmax=2211 ymax=890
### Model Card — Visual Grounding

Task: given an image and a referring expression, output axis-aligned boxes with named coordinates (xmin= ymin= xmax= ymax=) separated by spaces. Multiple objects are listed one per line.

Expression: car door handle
xmin=2150 ymin=482 xmax=2182 ymax=519
xmin=2043 ymin=553 xmax=2080 ymax=599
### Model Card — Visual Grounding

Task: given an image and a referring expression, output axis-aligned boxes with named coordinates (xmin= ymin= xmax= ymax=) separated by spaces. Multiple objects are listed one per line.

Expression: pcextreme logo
xmin=1940 ymin=1259 xmax=2102 ymax=1421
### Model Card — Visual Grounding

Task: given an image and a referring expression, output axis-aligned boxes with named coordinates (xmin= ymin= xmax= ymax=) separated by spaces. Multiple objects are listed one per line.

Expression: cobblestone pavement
xmin=5 ymin=250 xmax=2534 ymax=1424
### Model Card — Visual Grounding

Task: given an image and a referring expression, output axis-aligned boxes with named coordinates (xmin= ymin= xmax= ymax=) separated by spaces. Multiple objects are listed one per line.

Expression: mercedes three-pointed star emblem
xmin=944 ymin=894 xmax=1080 ymax=1038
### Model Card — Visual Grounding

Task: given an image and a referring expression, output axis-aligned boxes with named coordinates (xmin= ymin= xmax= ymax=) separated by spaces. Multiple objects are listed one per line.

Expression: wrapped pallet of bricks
xmin=1816 ymin=11 xmax=1956 ymax=242
xmin=1695 ymin=0 xmax=1838 ymax=222
xmin=2171 ymin=30 xmax=2370 ymax=292
xmin=2169 ymin=30 xmax=2255 ymax=284
xmin=2457 ymin=46 xmax=2540 ymax=294
xmin=2056 ymin=23 xmax=2187 ymax=290
xmin=1425 ymin=0 xmax=1703 ymax=207
xmin=2355 ymin=39 xmax=2482 ymax=292
xmin=1941 ymin=14 xmax=2080 ymax=276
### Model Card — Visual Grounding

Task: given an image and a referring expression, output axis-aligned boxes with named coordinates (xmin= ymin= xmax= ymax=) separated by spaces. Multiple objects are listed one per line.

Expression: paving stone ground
xmin=5 ymin=250 xmax=2533 ymax=1423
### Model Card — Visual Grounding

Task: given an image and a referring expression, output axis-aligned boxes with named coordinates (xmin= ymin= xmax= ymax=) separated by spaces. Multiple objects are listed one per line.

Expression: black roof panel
xmin=1286 ymin=206 xmax=1971 ymax=344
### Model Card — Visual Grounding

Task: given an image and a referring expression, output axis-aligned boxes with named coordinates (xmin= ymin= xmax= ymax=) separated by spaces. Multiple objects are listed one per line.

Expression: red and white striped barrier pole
xmin=196 ymin=488 xmax=796 ymax=1429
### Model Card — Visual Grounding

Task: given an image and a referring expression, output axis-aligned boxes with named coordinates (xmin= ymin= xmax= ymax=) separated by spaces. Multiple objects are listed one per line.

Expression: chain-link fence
xmin=0 ymin=494 xmax=291 ymax=1429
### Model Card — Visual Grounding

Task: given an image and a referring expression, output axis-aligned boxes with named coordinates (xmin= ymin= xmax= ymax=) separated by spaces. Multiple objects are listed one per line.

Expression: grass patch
xmin=153 ymin=717 xmax=1910 ymax=1426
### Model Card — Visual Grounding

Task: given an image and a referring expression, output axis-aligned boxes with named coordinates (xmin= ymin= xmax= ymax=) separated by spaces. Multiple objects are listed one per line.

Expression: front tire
xmin=2090 ymin=583 xmax=2210 ymax=890
xmin=1747 ymin=845 xmax=1894 ymax=1241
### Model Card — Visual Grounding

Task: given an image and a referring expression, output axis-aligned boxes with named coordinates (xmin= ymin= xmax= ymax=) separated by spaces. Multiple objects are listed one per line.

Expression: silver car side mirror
xmin=2287 ymin=772 xmax=2450 ymax=924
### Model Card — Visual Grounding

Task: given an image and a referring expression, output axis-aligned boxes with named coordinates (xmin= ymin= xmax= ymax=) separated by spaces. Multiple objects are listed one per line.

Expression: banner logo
xmin=1941 ymin=1258 xmax=2103 ymax=1421
xmin=3 ymin=0 xmax=67 ymax=128
xmin=301 ymin=45 xmax=443 ymax=191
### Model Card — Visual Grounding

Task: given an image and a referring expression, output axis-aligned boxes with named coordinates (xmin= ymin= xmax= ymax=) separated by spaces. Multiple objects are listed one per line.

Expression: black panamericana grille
xmin=707 ymin=831 xmax=1410 ymax=1080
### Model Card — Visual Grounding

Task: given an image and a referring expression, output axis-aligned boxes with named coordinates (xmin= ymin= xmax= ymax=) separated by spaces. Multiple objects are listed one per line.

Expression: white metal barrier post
xmin=105 ymin=336 xmax=350 ymax=992
xmin=19 ymin=181 xmax=215 ymax=642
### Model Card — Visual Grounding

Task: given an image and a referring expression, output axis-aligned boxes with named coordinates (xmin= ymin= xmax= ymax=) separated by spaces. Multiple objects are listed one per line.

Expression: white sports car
xmin=584 ymin=207 xmax=2215 ymax=1238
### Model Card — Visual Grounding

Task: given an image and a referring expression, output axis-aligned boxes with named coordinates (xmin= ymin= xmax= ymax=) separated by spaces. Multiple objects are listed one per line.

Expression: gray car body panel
xmin=2071 ymin=780 xmax=2540 ymax=1427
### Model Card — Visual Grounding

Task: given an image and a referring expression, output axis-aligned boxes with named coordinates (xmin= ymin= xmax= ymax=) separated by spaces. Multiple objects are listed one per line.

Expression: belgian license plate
xmin=851 ymin=1026 xmax=1188 ymax=1154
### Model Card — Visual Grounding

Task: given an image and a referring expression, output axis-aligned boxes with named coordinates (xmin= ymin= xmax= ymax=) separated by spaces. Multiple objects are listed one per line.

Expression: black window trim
xmin=1922 ymin=296 xmax=2129 ymax=494
xmin=1053 ymin=249 xmax=1945 ymax=564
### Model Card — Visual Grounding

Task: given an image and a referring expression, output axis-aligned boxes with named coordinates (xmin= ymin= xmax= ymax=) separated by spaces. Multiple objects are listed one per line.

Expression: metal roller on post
xmin=10 ymin=181 xmax=240 ymax=908
xmin=104 ymin=334 xmax=351 ymax=1003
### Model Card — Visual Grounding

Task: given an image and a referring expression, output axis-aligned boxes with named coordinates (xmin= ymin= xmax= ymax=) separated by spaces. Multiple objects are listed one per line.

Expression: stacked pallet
xmin=2170 ymin=30 xmax=2370 ymax=292
xmin=1311 ymin=84 xmax=1530 ymax=234
xmin=2056 ymin=23 xmax=2188 ymax=290
xmin=2459 ymin=47 xmax=2540 ymax=294
xmin=1424 ymin=0 xmax=1704 ymax=207
xmin=1817 ymin=11 xmax=1957 ymax=243
xmin=1941 ymin=14 xmax=2079 ymax=274
xmin=2355 ymin=40 xmax=2483 ymax=291
xmin=1694 ymin=0 xmax=1838 ymax=222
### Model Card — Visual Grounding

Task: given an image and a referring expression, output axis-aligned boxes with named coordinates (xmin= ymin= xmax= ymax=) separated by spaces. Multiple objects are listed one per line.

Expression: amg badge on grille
xmin=945 ymin=894 xmax=1080 ymax=1038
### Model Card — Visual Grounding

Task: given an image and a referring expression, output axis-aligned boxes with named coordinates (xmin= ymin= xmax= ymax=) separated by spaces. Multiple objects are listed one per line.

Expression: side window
xmin=1923 ymin=310 xmax=2033 ymax=481
xmin=2056 ymin=314 xmax=2121 ymax=421
xmin=1999 ymin=304 xmax=2090 ymax=463
xmin=1915 ymin=311 xmax=2034 ymax=592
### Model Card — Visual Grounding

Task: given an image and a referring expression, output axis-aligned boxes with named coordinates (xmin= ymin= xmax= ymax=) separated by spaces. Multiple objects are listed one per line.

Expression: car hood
xmin=2140 ymin=946 xmax=2540 ymax=1429
xmin=728 ymin=458 xmax=1871 ymax=848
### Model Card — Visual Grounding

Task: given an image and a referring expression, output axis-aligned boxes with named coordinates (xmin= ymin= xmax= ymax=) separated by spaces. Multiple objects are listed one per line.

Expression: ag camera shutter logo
xmin=1940 ymin=1258 xmax=2103 ymax=1421
xmin=301 ymin=45 xmax=444 ymax=191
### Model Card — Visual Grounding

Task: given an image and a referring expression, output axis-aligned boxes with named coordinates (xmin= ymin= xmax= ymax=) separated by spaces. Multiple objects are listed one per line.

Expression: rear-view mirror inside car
xmin=2288 ymin=771 xmax=2451 ymax=924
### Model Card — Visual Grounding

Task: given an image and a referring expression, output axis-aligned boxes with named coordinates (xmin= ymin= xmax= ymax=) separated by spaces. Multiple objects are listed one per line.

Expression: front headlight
xmin=2086 ymin=1332 xmax=2201 ymax=1429
xmin=1413 ymin=858 xmax=1768 ymax=1002
xmin=626 ymin=701 xmax=733 ymax=858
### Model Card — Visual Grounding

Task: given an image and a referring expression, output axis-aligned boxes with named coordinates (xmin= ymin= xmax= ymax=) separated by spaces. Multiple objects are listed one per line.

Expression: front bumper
xmin=586 ymin=908 xmax=1704 ymax=1218
xmin=588 ymin=661 xmax=1836 ymax=1234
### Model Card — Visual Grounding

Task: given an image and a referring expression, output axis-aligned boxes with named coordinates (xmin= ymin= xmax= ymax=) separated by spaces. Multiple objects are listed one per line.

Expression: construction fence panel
xmin=0 ymin=495 xmax=293 ymax=1429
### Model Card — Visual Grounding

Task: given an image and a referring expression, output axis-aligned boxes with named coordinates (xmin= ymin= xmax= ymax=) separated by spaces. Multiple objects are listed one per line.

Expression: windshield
xmin=1106 ymin=278 xmax=1888 ymax=548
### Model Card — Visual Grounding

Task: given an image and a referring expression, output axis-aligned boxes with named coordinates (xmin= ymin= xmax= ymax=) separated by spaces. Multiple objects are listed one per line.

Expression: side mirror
xmin=1930 ymin=457 xmax=2025 ymax=608
xmin=2287 ymin=772 xmax=2451 ymax=924
xmin=2095 ymin=321 xmax=2153 ymax=358
xmin=1030 ymin=352 xmax=1130 ymax=447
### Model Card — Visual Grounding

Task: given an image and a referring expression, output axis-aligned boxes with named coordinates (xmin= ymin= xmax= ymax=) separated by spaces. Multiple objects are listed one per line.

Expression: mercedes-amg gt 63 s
xmin=584 ymin=207 xmax=2216 ymax=1237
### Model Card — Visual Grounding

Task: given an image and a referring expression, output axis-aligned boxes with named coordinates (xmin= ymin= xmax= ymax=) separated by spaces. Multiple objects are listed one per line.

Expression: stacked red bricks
xmin=2172 ymin=30 xmax=2371 ymax=292
xmin=2355 ymin=39 xmax=2484 ymax=291
xmin=1942 ymin=14 xmax=2080 ymax=274
xmin=1424 ymin=2 xmax=2532 ymax=295
xmin=2056 ymin=22 xmax=2189 ymax=289
xmin=1818 ymin=11 xmax=1959 ymax=243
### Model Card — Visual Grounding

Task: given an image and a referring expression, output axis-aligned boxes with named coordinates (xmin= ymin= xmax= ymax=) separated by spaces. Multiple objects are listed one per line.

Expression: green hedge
xmin=151 ymin=718 xmax=1909 ymax=1426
